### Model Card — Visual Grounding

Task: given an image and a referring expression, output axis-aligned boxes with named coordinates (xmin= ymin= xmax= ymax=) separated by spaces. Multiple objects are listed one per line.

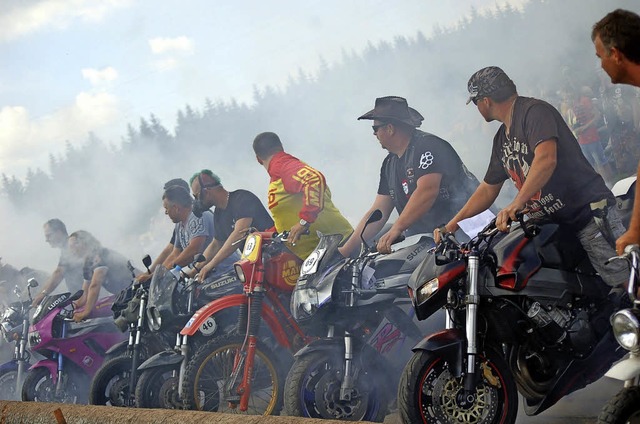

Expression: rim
xmin=418 ymin=356 xmax=508 ymax=424
xmin=193 ymin=342 xmax=279 ymax=415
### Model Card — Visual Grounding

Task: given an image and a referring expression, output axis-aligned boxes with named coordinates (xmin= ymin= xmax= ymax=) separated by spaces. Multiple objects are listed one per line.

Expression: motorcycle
xmin=88 ymin=255 xmax=178 ymax=406
xmin=21 ymin=289 xmax=126 ymax=403
xmin=177 ymin=229 xmax=312 ymax=415
xmin=398 ymin=214 xmax=625 ymax=424
xmin=284 ymin=210 xmax=435 ymax=421
xmin=133 ymin=258 xmax=242 ymax=408
xmin=0 ymin=278 xmax=39 ymax=400
xmin=597 ymin=244 xmax=640 ymax=424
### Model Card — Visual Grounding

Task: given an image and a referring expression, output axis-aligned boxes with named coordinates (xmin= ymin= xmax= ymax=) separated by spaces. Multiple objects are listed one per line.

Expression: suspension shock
xmin=464 ymin=249 xmax=480 ymax=395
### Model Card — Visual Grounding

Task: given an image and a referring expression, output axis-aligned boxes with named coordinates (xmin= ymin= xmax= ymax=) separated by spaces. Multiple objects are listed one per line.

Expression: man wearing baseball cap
xmin=439 ymin=66 xmax=627 ymax=292
xmin=340 ymin=96 xmax=481 ymax=256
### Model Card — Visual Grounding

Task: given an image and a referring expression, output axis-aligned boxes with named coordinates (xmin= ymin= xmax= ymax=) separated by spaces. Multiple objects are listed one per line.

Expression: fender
xmin=294 ymin=338 xmax=343 ymax=358
xmin=137 ymin=350 xmax=183 ymax=372
xmin=105 ymin=340 xmax=130 ymax=356
xmin=0 ymin=360 xmax=18 ymax=373
xmin=180 ymin=293 xmax=291 ymax=349
xmin=28 ymin=359 xmax=59 ymax=384
xmin=411 ymin=328 xmax=465 ymax=377
xmin=604 ymin=354 xmax=640 ymax=381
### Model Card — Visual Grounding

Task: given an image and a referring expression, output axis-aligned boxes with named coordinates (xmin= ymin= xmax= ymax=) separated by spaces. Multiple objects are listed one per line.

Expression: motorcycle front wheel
xmin=0 ymin=369 xmax=20 ymax=400
xmin=598 ymin=386 xmax=640 ymax=424
xmin=135 ymin=366 xmax=179 ymax=409
xmin=21 ymin=367 xmax=88 ymax=403
xmin=182 ymin=333 xmax=283 ymax=415
xmin=88 ymin=355 xmax=134 ymax=406
xmin=398 ymin=348 xmax=518 ymax=424
xmin=283 ymin=350 xmax=389 ymax=422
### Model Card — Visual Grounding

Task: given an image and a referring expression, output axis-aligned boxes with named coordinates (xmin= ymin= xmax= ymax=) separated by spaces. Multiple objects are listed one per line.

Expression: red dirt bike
xmin=171 ymin=230 xmax=312 ymax=415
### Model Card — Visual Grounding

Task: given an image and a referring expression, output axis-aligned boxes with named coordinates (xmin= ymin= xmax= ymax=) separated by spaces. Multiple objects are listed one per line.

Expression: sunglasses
xmin=372 ymin=123 xmax=389 ymax=134
xmin=472 ymin=96 xmax=484 ymax=105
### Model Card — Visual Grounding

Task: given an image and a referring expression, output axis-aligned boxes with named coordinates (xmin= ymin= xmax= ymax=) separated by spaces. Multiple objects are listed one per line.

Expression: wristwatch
xmin=299 ymin=219 xmax=310 ymax=227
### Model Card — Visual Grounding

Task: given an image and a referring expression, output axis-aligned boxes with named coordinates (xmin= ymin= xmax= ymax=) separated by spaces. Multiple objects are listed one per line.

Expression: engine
xmin=526 ymin=301 xmax=596 ymax=354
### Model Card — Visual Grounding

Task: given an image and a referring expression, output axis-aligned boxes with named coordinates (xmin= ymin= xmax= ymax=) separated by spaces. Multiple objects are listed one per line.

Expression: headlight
xmin=28 ymin=330 xmax=41 ymax=347
xmin=416 ymin=278 xmax=439 ymax=305
xmin=292 ymin=287 xmax=318 ymax=321
xmin=611 ymin=308 xmax=640 ymax=352
xmin=147 ymin=306 xmax=162 ymax=331
xmin=235 ymin=264 xmax=245 ymax=283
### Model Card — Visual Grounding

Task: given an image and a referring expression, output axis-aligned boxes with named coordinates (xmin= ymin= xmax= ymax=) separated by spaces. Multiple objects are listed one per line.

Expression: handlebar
xmin=607 ymin=244 xmax=639 ymax=303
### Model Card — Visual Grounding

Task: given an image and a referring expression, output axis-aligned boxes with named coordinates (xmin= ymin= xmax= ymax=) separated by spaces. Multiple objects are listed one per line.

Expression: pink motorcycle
xmin=21 ymin=290 xmax=126 ymax=403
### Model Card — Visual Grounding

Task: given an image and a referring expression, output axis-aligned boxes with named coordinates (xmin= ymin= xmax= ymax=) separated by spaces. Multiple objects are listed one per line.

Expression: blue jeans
xmin=576 ymin=206 xmax=627 ymax=287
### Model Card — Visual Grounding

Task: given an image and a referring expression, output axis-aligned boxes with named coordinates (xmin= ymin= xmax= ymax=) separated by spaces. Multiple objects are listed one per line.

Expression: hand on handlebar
xmin=434 ymin=224 xmax=457 ymax=244
xmin=616 ymin=229 xmax=640 ymax=255
xmin=496 ymin=201 xmax=527 ymax=232
xmin=376 ymin=227 xmax=405 ymax=254
xmin=196 ymin=263 xmax=215 ymax=283
xmin=288 ymin=223 xmax=310 ymax=246
xmin=72 ymin=310 xmax=88 ymax=323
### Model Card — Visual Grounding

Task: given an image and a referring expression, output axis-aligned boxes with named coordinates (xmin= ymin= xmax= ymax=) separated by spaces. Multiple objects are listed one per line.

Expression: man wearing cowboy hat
xmin=339 ymin=96 xmax=480 ymax=256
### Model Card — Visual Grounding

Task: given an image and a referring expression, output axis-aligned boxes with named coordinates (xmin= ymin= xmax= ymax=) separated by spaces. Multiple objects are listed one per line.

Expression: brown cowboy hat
xmin=358 ymin=96 xmax=424 ymax=127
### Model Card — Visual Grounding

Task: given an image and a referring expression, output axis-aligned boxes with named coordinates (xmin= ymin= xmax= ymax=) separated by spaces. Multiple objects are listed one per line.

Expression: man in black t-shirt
xmin=340 ymin=96 xmax=480 ymax=256
xmin=440 ymin=66 xmax=627 ymax=288
xmin=190 ymin=170 xmax=274 ymax=281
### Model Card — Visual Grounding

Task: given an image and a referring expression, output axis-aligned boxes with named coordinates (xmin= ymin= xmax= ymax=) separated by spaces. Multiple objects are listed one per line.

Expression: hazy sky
xmin=0 ymin=0 xmax=526 ymax=180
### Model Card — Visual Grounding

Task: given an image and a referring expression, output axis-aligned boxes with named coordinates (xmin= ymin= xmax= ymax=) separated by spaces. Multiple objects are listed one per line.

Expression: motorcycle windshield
xmin=31 ymin=292 xmax=72 ymax=325
xmin=147 ymin=266 xmax=179 ymax=318
xmin=298 ymin=234 xmax=344 ymax=287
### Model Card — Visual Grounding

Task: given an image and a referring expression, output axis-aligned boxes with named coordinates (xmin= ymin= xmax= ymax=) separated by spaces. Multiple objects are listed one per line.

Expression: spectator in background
xmin=571 ymin=86 xmax=614 ymax=184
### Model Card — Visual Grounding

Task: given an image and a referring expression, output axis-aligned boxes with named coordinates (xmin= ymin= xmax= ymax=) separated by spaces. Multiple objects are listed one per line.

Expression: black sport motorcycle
xmin=88 ymin=255 xmax=174 ymax=407
xmin=285 ymin=210 xmax=438 ymax=421
xmin=398 ymin=214 xmax=625 ymax=424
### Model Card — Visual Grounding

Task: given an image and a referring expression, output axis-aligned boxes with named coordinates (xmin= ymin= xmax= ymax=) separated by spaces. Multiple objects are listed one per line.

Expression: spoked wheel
xmin=283 ymin=350 xmax=388 ymax=422
xmin=598 ymin=386 xmax=640 ymax=424
xmin=398 ymin=348 xmax=518 ymax=424
xmin=21 ymin=367 xmax=88 ymax=403
xmin=0 ymin=369 xmax=20 ymax=400
xmin=88 ymin=355 xmax=134 ymax=406
xmin=134 ymin=367 xmax=175 ymax=408
xmin=182 ymin=333 xmax=283 ymax=415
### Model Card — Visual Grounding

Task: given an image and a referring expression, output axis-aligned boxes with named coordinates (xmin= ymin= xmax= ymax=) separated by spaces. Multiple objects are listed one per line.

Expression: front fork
xmin=55 ymin=321 xmax=68 ymax=397
xmin=464 ymin=250 xmax=480 ymax=394
xmin=233 ymin=287 xmax=264 ymax=411
xmin=339 ymin=261 xmax=362 ymax=401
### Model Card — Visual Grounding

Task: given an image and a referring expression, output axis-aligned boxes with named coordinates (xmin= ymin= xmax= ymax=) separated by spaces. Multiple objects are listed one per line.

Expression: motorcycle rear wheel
xmin=283 ymin=350 xmax=388 ymax=422
xmin=597 ymin=386 xmax=640 ymax=424
xmin=0 ymin=369 xmax=19 ymax=400
xmin=88 ymin=355 xmax=134 ymax=406
xmin=182 ymin=333 xmax=283 ymax=415
xmin=398 ymin=348 xmax=518 ymax=424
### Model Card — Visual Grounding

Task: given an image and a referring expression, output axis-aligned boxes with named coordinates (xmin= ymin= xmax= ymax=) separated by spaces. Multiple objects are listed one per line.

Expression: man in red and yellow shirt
xmin=253 ymin=132 xmax=353 ymax=259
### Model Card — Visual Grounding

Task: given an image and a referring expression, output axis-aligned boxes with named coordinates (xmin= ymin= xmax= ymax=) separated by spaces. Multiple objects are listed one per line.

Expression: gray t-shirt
xmin=173 ymin=210 xmax=214 ymax=252
xmin=58 ymin=245 xmax=85 ymax=293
